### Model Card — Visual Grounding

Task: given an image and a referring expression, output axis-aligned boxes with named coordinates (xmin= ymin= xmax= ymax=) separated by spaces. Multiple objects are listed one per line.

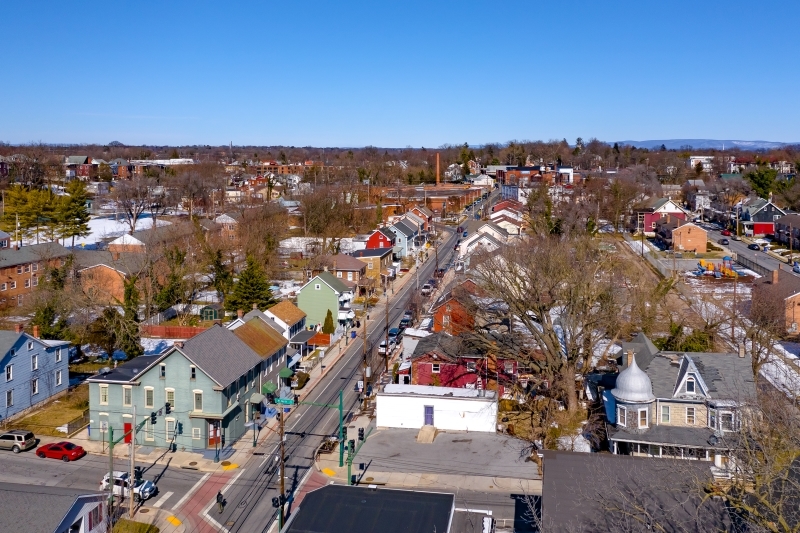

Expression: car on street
xmin=721 ymin=229 xmax=732 ymax=236
xmin=748 ymin=244 xmax=761 ymax=251
xmin=101 ymin=471 xmax=157 ymax=502
xmin=399 ymin=317 xmax=412 ymax=329
xmin=718 ymin=238 xmax=730 ymax=245
xmin=378 ymin=340 xmax=391 ymax=355
xmin=36 ymin=441 xmax=85 ymax=462
xmin=794 ymin=262 xmax=800 ymax=274
xmin=0 ymin=430 xmax=36 ymax=453
xmin=420 ymin=284 xmax=433 ymax=296
xmin=388 ymin=327 xmax=402 ymax=343
xmin=732 ymin=235 xmax=741 ymax=241
xmin=427 ymin=278 xmax=438 ymax=288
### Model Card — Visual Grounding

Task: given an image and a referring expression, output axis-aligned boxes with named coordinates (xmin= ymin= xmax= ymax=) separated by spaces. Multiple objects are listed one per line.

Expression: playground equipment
xmin=693 ymin=257 xmax=742 ymax=279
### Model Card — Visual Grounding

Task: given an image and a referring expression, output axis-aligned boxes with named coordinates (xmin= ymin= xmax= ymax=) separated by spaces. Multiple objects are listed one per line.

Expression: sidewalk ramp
xmin=416 ymin=425 xmax=437 ymax=443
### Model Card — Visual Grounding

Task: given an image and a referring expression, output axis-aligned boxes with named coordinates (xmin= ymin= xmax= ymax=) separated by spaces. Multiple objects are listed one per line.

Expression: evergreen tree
xmin=210 ymin=249 xmax=233 ymax=301
xmin=747 ymin=166 xmax=778 ymax=199
xmin=58 ymin=180 xmax=91 ymax=247
xmin=225 ymin=256 xmax=276 ymax=312
xmin=0 ymin=184 xmax=34 ymax=243
xmin=322 ymin=309 xmax=336 ymax=334
xmin=117 ymin=277 xmax=143 ymax=359
xmin=30 ymin=302 xmax=70 ymax=340
xmin=154 ymin=247 xmax=186 ymax=312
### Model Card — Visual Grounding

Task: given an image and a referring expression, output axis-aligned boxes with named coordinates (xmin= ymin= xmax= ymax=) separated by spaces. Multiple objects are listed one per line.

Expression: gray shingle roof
xmin=73 ymin=249 xmax=148 ymax=276
xmin=647 ymin=352 xmax=756 ymax=400
xmin=350 ymin=247 xmax=393 ymax=258
xmin=391 ymin=220 xmax=416 ymax=236
xmin=0 ymin=242 xmax=70 ymax=269
xmin=88 ymin=355 xmax=163 ymax=383
xmin=619 ymin=333 xmax=660 ymax=370
xmin=179 ymin=324 xmax=263 ymax=387
xmin=0 ymin=482 xmax=103 ymax=533
xmin=0 ymin=330 xmax=22 ymax=358
xmin=313 ymin=271 xmax=350 ymax=293
xmin=608 ymin=424 xmax=726 ymax=449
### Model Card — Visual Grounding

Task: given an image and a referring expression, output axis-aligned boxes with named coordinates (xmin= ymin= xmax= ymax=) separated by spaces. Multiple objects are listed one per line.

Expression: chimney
xmin=772 ymin=269 xmax=779 ymax=284
xmin=14 ymin=323 xmax=23 ymax=334
xmin=237 ymin=309 xmax=244 ymax=319
xmin=252 ymin=303 xmax=258 ymax=310
xmin=626 ymin=349 xmax=634 ymax=368
xmin=738 ymin=343 xmax=745 ymax=358
xmin=112 ymin=251 xmax=120 ymax=260
xmin=175 ymin=341 xmax=184 ymax=349
xmin=436 ymin=152 xmax=440 ymax=187
xmin=32 ymin=325 xmax=40 ymax=339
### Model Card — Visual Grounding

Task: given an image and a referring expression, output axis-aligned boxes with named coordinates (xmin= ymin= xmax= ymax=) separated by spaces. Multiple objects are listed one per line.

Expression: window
xmin=55 ymin=348 xmax=62 ymax=362
xmin=166 ymin=389 xmax=175 ymax=407
xmin=31 ymin=354 xmax=37 ymax=370
xmin=190 ymin=366 xmax=196 ymax=380
xmin=336 ymin=271 xmax=342 ymax=278
xmin=24 ymin=279 xmax=30 ymax=289
xmin=144 ymin=419 xmax=154 ymax=441
xmin=709 ymin=408 xmax=717 ymax=430
xmin=686 ymin=407 xmax=696 ymax=425
xmin=99 ymin=385 xmax=108 ymax=405
xmin=23 ymin=264 xmax=30 ymax=273
xmin=5 ymin=365 xmax=11 ymax=382
xmin=504 ymin=362 xmax=514 ymax=374
xmin=720 ymin=412 xmax=734 ymax=431
xmin=166 ymin=418 xmax=175 ymax=437
xmin=193 ymin=427 xmax=201 ymax=439
xmin=123 ymin=386 xmax=132 ymax=406
xmin=638 ymin=408 xmax=648 ymax=428
xmin=466 ymin=362 xmax=476 ymax=372
xmin=5 ymin=390 xmax=12 ymax=406
xmin=32 ymin=262 xmax=38 ymax=272
xmin=0 ymin=283 xmax=5 ymax=291
xmin=617 ymin=405 xmax=627 ymax=427
xmin=144 ymin=387 xmax=154 ymax=408
xmin=661 ymin=405 xmax=670 ymax=423
xmin=367 ymin=262 xmax=373 ymax=270
xmin=31 ymin=378 xmax=38 ymax=395
xmin=28 ymin=341 xmax=34 ymax=351
xmin=32 ymin=276 xmax=37 ymax=287
xmin=55 ymin=370 xmax=62 ymax=386
xmin=347 ymin=272 xmax=353 ymax=281
xmin=686 ymin=377 xmax=695 ymax=394
xmin=160 ymin=364 xmax=166 ymax=378
xmin=194 ymin=391 xmax=203 ymax=412
xmin=431 ymin=363 xmax=440 ymax=373
xmin=10 ymin=281 xmax=16 ymax=289
xmin=16 ymin=266 xmax=22 ymax=274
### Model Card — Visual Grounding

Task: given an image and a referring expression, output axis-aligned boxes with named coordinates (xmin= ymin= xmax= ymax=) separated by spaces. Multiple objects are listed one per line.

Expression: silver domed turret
xmin=611 ymin=354 xmax=654 ymax=403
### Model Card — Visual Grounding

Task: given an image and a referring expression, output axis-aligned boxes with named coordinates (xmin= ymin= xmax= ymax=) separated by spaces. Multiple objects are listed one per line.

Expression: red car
xmin=36 ymin=441 xmax=85 ymax=462
xmin=721 ymin=229 xmax=732 ymax=236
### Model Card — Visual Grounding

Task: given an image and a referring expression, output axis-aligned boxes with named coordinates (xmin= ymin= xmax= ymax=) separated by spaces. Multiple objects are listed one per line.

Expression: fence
xmin=66 ymin=409 xmax=90 ymax=437
xmin=732 ymin=254 xmax=772 ymax=277
xmin=141 ymin=325 xmax=208 ymax=339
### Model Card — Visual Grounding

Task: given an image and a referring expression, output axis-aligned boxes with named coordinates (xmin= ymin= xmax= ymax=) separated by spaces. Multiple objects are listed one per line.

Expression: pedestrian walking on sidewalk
xmin=217 ymin=491 xmax=224 ymax=514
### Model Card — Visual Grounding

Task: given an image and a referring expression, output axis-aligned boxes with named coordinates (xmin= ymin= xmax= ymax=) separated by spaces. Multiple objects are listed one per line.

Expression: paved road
xmin=215 ymin=228 xmax=461 ymax=533
xmin=0 ymin=448 xmax=206 ymax=510
xmin=703 ymin=225 xmax=799 ymax=275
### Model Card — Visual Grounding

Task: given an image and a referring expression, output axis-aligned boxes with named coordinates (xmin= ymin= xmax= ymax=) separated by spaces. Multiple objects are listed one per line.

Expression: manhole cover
xmin=238 ymin=500 xmax=247 ymax=508
xmin=189 ymin=461 xmax=197 ymax=466
xmin=365 ymin=477 xmax=374 ymax=482
xmin=221 ymin=461 xmax=231 ymax=466
xmin=139 ymin=509 xmax=149 ymax=514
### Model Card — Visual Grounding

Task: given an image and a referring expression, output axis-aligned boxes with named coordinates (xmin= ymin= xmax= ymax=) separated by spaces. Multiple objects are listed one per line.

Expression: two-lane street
xmin=210 ymin=226 xmax=461 ymax=533
xmin=703 ymin=225 xmax=799 ymax=275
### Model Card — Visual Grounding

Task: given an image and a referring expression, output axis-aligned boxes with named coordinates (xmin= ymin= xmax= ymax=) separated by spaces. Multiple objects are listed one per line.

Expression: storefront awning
xmin=249 ymin=393 xmax=266 ymax=405
xmin=288 ymin=353 xmax=302 ymax=367
xmin=279 ymin=367 xmax=294 ymax=379
xmin=339 ymin=310 xmax=355 ymax=320
xmin=262 ymin=382 xmax=278 ymax=395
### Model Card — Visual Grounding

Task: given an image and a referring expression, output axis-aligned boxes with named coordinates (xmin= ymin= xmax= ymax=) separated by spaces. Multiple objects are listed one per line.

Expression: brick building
xmin=0 ymin=238 xmax=70 ymax=309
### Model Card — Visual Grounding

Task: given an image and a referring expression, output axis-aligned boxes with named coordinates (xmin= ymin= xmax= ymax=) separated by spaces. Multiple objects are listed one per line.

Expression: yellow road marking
xmin=321 ymin=468 xmax=337 ymax=477
xmin=221 ymin=463 xmax=238 ymax=471
xmin=167 ymin=516 xmax=182 ymax=526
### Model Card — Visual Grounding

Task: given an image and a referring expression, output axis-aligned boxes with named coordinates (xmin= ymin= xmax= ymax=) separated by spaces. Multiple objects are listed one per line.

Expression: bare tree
xmin=111 ymin=176 xmax=151 ymax=234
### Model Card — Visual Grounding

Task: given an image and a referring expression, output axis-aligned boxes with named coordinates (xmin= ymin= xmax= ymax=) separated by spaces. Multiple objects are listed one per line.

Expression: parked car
xmin=100 ymin=471 xmax=157 ymax=502
xmin=748 ymin=244 xmax=761 ymax=251
xmin=403 ymin=309 xmax=414 ymax=319
xmin=427 ymin=278 xmax=438 ymax=288
xmin=0 ymin=430 xmax=36 ymax=453
xmin=388 ymin=327 xmax=402 ymax=343
xmin=378 ymin=340 xmax=390 ymax=355
xmin=721 ymin=229 xmax=732 ymax=236
xmin=732 ymin=235 xmax=741 ymax=241
xmin=420 ymin=284 xmax=433 ymax=296
xmin=399 ymin=317 xmax=412 ymax=329
xmin=793 ymin=262 xmax=800 ymax=274
xmin=718 ymin=238 xmax=730 ymax=245
xmin=36 ymin=441 xmax=85 ymax=462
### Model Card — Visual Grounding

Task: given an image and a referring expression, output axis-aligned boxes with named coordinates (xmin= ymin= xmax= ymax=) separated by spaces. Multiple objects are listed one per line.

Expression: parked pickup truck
xmin=420 ymin=284 xmax=433 ymax=296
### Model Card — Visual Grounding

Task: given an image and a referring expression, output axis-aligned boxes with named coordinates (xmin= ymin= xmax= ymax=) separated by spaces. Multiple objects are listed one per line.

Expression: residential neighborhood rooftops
xmin=349 ymin=247 xmax=394 ymax=258
xmin=0 ymin=482 xmax=104 ymax=533
xmin=73 ymin=249 xmax=148 ymax=275
xmin=87 ymin=354 xmax=162 ymax=383
xmin=391 ymin=220 xmax=416 ymax=236
xmin=283 ymin=485 xmax=455 ymax=533
xmin=178 ymin=324 xmax=263 ymax=387
xmin=232 ymin=317 xmax=288 ymax=358
xmin=382 ymin=383 xmax=497 ymax=399
xmin=316 ymin=253 xmax=368 ymax=271
xmin=312 ymin=271 xmax=351 ymax=294
xmin=0 ymin=242 xmax=70 ymax=269
xmin=267 ymin=300 xmax=306 ymax=326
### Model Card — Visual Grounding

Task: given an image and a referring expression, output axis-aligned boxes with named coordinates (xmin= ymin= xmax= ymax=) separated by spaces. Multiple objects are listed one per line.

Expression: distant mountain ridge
xmin=617 ymin=139 xmax=799 ymax=150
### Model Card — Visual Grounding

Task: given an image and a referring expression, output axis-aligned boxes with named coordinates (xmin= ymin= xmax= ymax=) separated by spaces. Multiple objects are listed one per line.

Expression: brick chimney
xmin=772 ymin=269 xmax=779 ymax=284
xmin=14 ymin=323 xmax=23 ymax=334
xmin=252 ymin=303 xmax=258 ymax=310
xmin=626 ymin=349 xmax=634 ymax=368
xmin=32 ymin=325 xmax=40 ymax=339
xmin=237 ymin=309 xmax=244 ymax=319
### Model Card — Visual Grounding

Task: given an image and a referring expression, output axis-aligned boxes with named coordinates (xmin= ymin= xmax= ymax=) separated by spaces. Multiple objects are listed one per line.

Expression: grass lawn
xmin=113 ymin=519 xmax=160 ymax=533
xmin=8 ymin=384 xmax=89 ymax=437
xmin=70 ymin=360 xmax=108 ymax=374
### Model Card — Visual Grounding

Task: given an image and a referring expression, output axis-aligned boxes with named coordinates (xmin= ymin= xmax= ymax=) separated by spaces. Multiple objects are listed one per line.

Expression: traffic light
xmin=341 ymin=427 xmax=347 ymax=441
xmin=276 ymin=412 xmax=281 ymax=422
xmin=272 ymin=497 xmax=280 ymax=508
xmin=358 ymin=427 xmax=365 ymax=441
xmin=348 ymin=439 xmax=355 ymax=451
xmin=165 ymin=402 xmax=171 ymax=415
xmin=176 ymin=422 xmax=183 ymax=435
xmin=280 ymin=494 xmax=286 ymax=505
xmin=150 ymin=412 xmax=157 ymax=425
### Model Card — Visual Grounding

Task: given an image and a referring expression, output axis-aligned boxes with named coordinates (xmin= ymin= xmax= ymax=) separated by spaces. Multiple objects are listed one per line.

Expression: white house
xmin=376 ymin=384 xmax=498 ymax=432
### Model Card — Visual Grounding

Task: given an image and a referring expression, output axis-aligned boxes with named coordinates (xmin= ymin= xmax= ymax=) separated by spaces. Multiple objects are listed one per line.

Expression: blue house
xmin=1 ymin=325 xmax=71 ymax=422
xmin=388 ymin=220 xmax=418 ymax=258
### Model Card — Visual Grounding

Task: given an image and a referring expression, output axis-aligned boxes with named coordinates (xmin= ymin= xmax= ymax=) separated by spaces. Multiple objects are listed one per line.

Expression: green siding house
xmin=88 ymin=320 xmax=287 ymax=453
xmin=296 ymin=271 xmax=353 ymax=328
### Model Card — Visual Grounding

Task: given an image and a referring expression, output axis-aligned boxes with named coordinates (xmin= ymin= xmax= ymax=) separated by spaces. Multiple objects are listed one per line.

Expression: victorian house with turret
xmin=601 ymin=333 xmax=755 ymax=477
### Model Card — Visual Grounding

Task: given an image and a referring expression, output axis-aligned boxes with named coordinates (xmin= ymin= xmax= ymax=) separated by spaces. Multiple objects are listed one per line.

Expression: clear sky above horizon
xmin=2 ymin=0 xmax=799 ymax=148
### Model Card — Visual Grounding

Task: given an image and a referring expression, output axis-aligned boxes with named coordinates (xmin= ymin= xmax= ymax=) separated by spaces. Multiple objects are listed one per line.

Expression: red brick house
xmin=431 ymin=279 xmax=483 ymax=335
xmin=408 ymin=205 xmax=433 ymax=232
xmin=402 ymin=333 xmax=519 ymax=397
xmin=365 ymin=228 xmax=396 ymax=250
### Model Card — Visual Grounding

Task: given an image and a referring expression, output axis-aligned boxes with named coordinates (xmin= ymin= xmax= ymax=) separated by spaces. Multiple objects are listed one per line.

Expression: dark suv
xmin=0 ymin=430 xmax=36 ymax=453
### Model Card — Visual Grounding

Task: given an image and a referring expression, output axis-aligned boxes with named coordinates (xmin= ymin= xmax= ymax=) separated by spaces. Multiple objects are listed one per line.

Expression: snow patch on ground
xmin=557 ymin=433 xmax=592 ymax=453
xmin=71 ymin=216 xmax=172 ymax=247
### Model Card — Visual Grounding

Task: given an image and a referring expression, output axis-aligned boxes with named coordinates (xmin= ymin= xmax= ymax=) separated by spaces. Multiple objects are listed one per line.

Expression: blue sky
xmin=2 ymin=0 xmax=798 ymax=147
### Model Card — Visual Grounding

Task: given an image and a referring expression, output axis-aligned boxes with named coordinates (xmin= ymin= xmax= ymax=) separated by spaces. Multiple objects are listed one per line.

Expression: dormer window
xmin=686 ymin=377 xmax=695 ymax=394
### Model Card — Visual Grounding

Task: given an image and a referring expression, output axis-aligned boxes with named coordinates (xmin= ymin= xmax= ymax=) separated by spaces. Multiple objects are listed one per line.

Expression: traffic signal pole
xmin=346 ymin=428 xmax=373 ymax=486
xmin=295 ymin=391 xmax=345 ymax=467
xmin=278 ymin=409 xmax=286 ymax=530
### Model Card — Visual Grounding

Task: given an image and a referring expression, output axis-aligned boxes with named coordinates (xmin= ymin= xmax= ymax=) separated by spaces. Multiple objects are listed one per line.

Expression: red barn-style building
xmin=365 ymin=227 xmax=396 ymax=250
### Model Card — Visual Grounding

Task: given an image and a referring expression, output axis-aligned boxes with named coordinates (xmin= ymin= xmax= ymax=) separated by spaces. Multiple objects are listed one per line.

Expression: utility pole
xmin=129 ymin=406 xmax=136 ymax=519
xmin=278 ymin=410 xmax=286 ymax=530
xmin=385 ymin=291 xmax=390 ymax=374
xmin=108 ymin=426 xmax=115 ymax=532
xmin=362 ymin=312 xmax=369 ymax=411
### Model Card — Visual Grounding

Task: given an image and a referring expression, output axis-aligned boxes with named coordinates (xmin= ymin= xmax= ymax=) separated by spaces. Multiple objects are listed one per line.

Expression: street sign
xmin=357 ymin=380 xmax=364 ymax=392
xmin=275 ymin=397 xmax=294 ymax=405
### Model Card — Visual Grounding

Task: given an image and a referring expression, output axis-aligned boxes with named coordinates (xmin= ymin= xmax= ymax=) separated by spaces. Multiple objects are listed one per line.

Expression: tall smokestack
xmin=436 ymin=152 xmax=440 ymax=187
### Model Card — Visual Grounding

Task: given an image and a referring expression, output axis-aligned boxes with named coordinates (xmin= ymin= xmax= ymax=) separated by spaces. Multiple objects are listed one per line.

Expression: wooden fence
xmin=141 ymin=325 xmax=208 ymax=339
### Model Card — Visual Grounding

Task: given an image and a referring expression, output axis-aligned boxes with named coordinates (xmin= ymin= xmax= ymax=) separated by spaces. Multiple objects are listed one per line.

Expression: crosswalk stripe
xmin=152 ymin=491 xmax=173 ymax=508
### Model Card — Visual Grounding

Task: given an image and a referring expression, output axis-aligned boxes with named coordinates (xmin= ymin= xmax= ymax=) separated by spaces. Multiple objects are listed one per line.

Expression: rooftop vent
xmin=100 ymin=367 xmax=112 ymax=375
